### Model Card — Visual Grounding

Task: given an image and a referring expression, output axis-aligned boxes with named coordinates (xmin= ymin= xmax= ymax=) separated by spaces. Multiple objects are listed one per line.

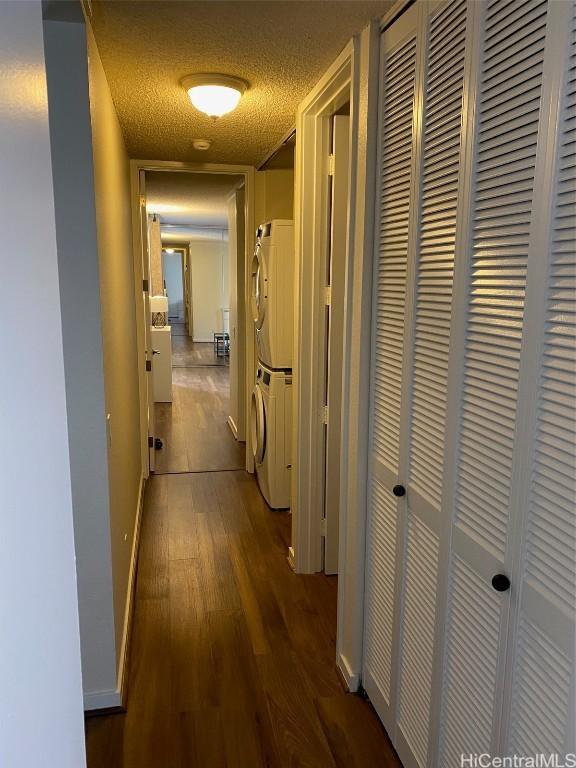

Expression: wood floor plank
xmin=167 ymin=474 xmax=202 ymax=561
xmin=169 ymin=557 xmax=217 ymax=713
xmin=256 ymin=649 xmax=337 ymax=768
xmin=207 ymin=609 xmax=280 ymax=767
xmin=315 ymin=694 xmax=401 ymax=768
xmin=136 ymin=477 xmax=169 ymax=599
xmin=154 ymin=339 xmax=244 ymax=474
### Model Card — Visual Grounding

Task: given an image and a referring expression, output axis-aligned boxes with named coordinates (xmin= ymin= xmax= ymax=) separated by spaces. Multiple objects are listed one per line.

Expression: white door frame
xmin=290 ymin=20 xmax=381 ymax=694
xmin=129 ymin=160 xmax=256 ymax=476
xmin=291 ymin=40 xmax=354 ymax=573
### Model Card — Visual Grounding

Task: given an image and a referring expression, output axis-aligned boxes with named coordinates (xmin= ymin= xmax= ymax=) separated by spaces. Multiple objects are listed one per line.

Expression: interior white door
xmin=503 ymin=3 xmax=576 ymax=756
xmin=435 ymin=1 xmax=572 ymax=762
xmin=138 ymin=170 xmax=156 ymax=473
xmin=323 ymin=114 xmax=350 ymax=575
xmin=363 ymin=1 xmax=418 ymax=742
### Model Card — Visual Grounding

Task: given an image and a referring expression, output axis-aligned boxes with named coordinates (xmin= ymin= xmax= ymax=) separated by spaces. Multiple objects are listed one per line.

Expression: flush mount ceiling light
xmin=181 ymin=74 xmax=248 ymax=118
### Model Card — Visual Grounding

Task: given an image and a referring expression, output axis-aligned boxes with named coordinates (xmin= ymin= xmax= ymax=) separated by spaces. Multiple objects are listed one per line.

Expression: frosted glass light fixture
xmin=181 ymin=74 xmax=248 ymax=118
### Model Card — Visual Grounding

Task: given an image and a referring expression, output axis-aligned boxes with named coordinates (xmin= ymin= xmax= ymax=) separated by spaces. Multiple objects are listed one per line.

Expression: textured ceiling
xmin=145 ymin=170 xmax=241 ymax=240
xmin=89 ymin=0 xmax=392 ymax=165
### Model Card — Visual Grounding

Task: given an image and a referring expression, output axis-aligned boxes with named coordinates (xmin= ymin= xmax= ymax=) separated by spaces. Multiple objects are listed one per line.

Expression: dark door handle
xmin=492 ymin=574 xmax=510 ymax=592
xmin=392 ymin=484 xmax=406 ymax=497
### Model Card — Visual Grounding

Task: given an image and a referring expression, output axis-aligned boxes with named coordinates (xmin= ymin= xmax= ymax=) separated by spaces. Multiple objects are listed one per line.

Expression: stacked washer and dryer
xmin=250 ymin=220 xmax=294 ymax=509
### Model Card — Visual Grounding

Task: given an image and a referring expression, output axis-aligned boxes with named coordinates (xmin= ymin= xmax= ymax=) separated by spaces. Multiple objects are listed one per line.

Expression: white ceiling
xmin=89 ymin=0 xmax=392 ymax=165
xmin=145 ymin=170 xmax=241 ymax=241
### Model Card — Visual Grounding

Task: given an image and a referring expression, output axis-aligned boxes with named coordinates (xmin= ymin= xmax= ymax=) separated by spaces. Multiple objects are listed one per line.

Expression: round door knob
xmin=491 ymin=574 xmax=511 ymax=592
xmin=392 ymin=484 xmax=406 ymax=497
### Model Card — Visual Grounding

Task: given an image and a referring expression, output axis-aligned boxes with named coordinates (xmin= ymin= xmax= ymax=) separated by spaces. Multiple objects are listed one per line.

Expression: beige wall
xmin=189 ymin=237 xmax=229 ymax=342
xmin=255 ymin=169 xmax=295 ymax=225
xmin=148 ymin=214 xmax=163 ymax=295
xmin=87 ymin=25 xmax=142 ymax=670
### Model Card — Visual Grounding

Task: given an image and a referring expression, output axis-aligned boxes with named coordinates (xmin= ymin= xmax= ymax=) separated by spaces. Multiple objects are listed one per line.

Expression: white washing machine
xmin=251 ymin=362 xmax=292 ymax=509
xmin=250 ymin=220 xmax=294 ymax=370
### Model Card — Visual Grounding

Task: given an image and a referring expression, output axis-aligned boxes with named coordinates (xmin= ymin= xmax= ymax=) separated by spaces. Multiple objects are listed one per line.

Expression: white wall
xmin=189 ymin=235 xmax=228 ymax=342
xmin=163 ymin=251 xmax=184 ymax=320
xmin=43 ymin=13 xmax=118 ymax=709
xmin=0 ymin=1 xmax=86 ymax=765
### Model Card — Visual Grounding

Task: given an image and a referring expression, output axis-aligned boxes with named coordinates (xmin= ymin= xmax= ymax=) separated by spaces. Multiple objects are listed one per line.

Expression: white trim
xmin=335 ymin=20 xmax=381 ymax=692
xmin=227 ymin=415 xmax=239 ymax=440
xmin=84 ymin=474 xmax=145 ymax=712
xmin=118 ymin=473 xmax=145 ymax=706
xmin=83 ymin=688 xmax=122 ymax=711
xmin=337 ymin=653 xmax=361 ymax=692
xmin=380 ymin=0 xmax=414 ymax=31
xmin=292 ymin=41 xmax=355 ymax=575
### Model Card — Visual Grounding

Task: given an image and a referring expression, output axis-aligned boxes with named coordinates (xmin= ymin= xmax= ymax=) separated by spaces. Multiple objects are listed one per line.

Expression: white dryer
xmin=251 ymin=362 xmax=291 ymax=509
xmin=250 ymin=220 xmax=294 ymax=370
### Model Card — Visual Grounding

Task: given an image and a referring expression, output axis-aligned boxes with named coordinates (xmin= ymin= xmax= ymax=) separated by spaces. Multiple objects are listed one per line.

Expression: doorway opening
xmin=140 ymin=169 xmax=249 ymax=475
xmin=130 ymin=162 xmax=256 ymax=477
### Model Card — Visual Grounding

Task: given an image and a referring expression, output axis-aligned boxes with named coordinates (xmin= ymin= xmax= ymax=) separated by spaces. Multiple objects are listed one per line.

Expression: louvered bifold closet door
xmin=438 ymin=0 xmax=551 ymax=762
xmin=396 ymin=2 xmax=468 ymax=768
xmin=364 ymin=2 xmax=468 ymax=767
xmin=505 ymin=3 xmax=576 ymax=756
xmin=363 ymin=2 xmax=418 ymax=734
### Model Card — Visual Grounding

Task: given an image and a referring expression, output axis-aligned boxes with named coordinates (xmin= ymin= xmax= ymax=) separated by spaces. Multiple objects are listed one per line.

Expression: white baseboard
xmin=116 ymin=473 xmax=146 ymax=706
xmin=338 ymin=652 xmax=360 ymax=692
xmin=83 ymin=688 xmax=122 ymax=711
xmin=83 ymin=475 xmax=145 ymax=712
xmin=227 ymin=415 xmax=239 ymax=440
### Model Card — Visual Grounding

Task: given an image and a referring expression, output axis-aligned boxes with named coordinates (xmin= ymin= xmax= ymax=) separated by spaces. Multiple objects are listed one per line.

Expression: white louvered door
xmin=437 ymin=0 xmax=551 ymax=761
xmin=364 ymin=0 xmax=575 ymax=765
xmin=396 ymin=2 xmax=468 ymax=767
xmin=364 ymin=2 xmax=468 ymax=766
xmin=363 ymin=1 xmax=418 ymax=735
xmin=504 ymin=2 xmax=576 ymax=756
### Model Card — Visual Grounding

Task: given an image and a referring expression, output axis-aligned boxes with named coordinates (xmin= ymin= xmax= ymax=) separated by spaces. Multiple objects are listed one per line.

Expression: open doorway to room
xmin=140 ymin=169 xmax=249 ymax=475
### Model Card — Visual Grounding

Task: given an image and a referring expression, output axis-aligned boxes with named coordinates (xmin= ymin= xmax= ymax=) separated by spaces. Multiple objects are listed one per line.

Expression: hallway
xmin=154 ymin=334 xmax=244 ymax=474
xmin=85 ymin=350 xmax=400 ymax=768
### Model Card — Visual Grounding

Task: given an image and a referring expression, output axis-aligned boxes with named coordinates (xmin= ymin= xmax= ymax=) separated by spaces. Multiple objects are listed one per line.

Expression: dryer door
xmin=250 ymin=244 xmax=267 ymax=330
xmin=250 ymin=384 xmax=266 ymax=464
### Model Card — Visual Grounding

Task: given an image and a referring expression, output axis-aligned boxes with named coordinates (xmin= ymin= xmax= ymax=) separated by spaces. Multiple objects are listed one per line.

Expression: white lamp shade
xmin=150 ymin=295 xmax=169 ymax=313
xmin=181 ymin=74 xmax=247 ymax=119
xmin=188 ymin=85 xmax=241 ymax=117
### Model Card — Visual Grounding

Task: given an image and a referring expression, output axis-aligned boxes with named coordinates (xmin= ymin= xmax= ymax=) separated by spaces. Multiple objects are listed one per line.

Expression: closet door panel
xmin=508 ymin=10 xmax=576 ymax=754
xmin=453 ymin=0 xmax=548 ymax=559
xmin=371 ymin=25 xmax=417 ymax=480
xmin=396 ymin=512 xmax=440 ymax=767
xmin=363 ymin=4 xmax=418 ymax=728
xmin=408 ymin=0 xmax=467 ymax=509
xmin=394 ymin=3 xmax=468 ymax=766
xmin=439 ymin=0 xmax=549 ymax=761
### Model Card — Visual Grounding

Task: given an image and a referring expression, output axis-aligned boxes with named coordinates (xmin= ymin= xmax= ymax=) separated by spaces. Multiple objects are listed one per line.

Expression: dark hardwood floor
xmin=85 ymin=334 xmax=401 ymax=768
xmin=154 ymin=336 xmax=243 ymax=474
xmin=172 ymin=334 xmax=228 ymax=368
